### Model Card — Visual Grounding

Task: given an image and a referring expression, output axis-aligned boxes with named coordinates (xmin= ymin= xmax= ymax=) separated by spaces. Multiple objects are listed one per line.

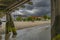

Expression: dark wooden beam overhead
xmin=6 ymin=0 xmax=30 ymax=11
xmin=0 ymin=0 xmax=30 ymax=11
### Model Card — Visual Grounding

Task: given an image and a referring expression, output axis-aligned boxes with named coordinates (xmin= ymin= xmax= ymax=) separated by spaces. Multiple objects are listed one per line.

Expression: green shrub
xmin=48 ymin=16 xmax=51 ymax=20
xmin=43 ymin=15 xmax=48 ymax=20
xmin=53 ymin=34 xmax=60 ymax=40
xmin=16 ymin=17 xmax=22 ymax=21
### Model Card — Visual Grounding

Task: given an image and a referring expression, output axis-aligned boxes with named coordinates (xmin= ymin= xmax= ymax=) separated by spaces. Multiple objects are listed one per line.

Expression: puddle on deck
xmin=0 ymin=33 xmax=17 ymax=40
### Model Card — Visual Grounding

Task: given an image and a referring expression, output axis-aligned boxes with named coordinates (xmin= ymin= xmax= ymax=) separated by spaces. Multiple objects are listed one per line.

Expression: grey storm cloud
xmin=34 ymin=0 xmax=50 ymax=7
xmin=13 ymin=0 xmax=51 ymax=16
xmin=32 ymin=7 xmax=51 ymax=16
xmin=24 ymin=0 xmax=51 ymax=16
xmin=25 ymin=5 xmax=34 ymax=10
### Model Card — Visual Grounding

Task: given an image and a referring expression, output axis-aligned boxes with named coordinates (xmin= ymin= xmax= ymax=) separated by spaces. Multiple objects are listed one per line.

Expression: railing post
xmin=51 ymin=0 xmax=60 ymax=40
xmin=5 ymin=11 xmax=17 ymax=37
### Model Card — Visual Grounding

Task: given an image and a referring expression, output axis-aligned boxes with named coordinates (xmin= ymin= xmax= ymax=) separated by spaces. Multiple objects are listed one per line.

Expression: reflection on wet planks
xmin=0 ymin=35 xmax=2 ymax=40
xmin=5 ymin=33 xmax=17 ymax=40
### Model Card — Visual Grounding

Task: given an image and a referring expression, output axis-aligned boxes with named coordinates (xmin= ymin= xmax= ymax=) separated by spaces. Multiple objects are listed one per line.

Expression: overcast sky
xmin=12 ymin=0 xmax=51 ymax=16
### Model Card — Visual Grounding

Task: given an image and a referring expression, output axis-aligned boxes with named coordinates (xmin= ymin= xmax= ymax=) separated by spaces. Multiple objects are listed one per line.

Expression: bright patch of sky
xmin=25 ymin=9 xmax=38 ymax=14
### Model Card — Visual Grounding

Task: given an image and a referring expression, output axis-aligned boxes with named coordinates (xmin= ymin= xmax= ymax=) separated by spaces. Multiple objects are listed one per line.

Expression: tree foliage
xmin=43 ymin=15 xmax=51 ymax=20
xmin=16 ymin=16 xmax=22 ymax=21
xmin=53 ymin=34 xmax=60 ymax=40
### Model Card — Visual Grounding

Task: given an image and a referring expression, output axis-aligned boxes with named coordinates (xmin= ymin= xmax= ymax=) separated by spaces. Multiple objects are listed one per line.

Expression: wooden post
xmin=51 ymin=0 xmax=60 ymax=40
xmin=5 ymin=12 xmax=17 ymax=36
xmin=51 ymin=0 xmax=56 ymax=39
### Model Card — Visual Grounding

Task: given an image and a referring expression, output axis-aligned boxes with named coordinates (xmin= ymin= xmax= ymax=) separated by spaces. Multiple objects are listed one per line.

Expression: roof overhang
xmin=0 ymin=0 xmax=30 ymax=12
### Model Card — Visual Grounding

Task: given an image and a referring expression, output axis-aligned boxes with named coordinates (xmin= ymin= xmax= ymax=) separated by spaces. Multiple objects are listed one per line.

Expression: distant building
xmin=30 ymin=16 xmax=43 ymax=19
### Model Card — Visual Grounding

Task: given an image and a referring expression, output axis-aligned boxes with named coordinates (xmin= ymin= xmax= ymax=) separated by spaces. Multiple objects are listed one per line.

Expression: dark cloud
xmin=34 ymin=0 xmax=50 ymax=7
xmin=24 ymin=0 xmax=51 ymax=16
xmin=15 ymin=0 xmax=51 ymax=16
xmin=25 ymin=4 xmax=34 ymax=10
xmin=32 ymin=7 xmax=51 ymax=16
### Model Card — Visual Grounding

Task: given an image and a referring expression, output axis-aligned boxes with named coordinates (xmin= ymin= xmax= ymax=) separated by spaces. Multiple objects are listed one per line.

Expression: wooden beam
xmin=0 ymin=4 xmax=8 ymax=6
xmin=51 ymin=0 xmax=60 ymax=40
xmin=6 ymin=0 xmax=30 ymax=11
